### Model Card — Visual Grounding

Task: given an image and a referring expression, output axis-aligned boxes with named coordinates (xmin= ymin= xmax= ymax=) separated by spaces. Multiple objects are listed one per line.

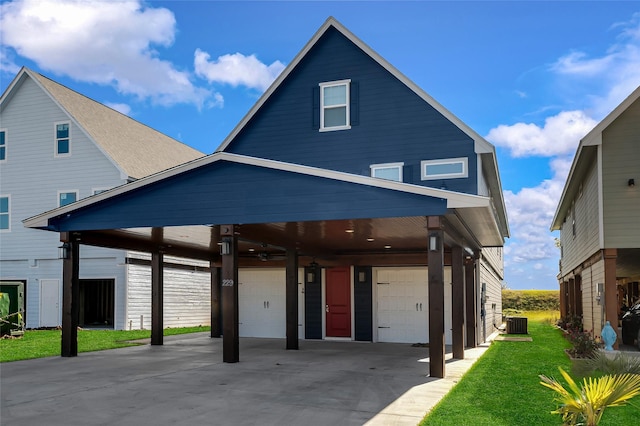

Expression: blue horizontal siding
xmin=48 ymin=160 xmax=447 ymax=231
xmin=224 ymin=26 xmax=477 ymax=194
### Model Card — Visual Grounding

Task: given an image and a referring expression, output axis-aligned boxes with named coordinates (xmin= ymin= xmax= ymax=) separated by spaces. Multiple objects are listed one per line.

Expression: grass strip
xmin=421 ymin=320 xmax=639 ymax=425
xmin=0 ymin=326 xmax=210 ymax=362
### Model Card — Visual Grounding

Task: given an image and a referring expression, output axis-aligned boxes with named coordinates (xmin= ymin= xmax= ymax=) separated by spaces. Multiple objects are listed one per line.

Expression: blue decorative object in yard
xmin=601 ymin=321 xmax=617 ymax=351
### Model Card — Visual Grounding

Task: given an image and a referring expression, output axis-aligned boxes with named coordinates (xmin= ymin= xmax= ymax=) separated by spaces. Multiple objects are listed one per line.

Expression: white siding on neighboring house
xmin=125 ymin=252 xmax=211 ymax=330
xmin=602 ymin=97 xmax=640 ymax=248
xmin=559 ymin=157 xmax=600 ymax=274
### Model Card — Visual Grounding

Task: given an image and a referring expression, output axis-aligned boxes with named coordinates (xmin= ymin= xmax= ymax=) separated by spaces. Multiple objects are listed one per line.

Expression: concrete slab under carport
xmin=1 ymin=333 xmax=490 ymax=426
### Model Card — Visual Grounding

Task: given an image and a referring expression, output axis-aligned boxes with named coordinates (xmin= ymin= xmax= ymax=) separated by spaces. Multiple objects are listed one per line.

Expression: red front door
xmin=326 ymin=267 xmax=351 ymax=337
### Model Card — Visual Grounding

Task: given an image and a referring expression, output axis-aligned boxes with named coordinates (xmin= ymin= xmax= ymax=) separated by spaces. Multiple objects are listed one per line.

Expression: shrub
xmin=502 ymin=289 xmax=560 ymax=311
xmin=558 ymin=315 xmax=583 ymax=333
xmin=567 ymin=329 xmax=600 ymax=359
xmin=585 ymin=351 xmax=640 ymax=376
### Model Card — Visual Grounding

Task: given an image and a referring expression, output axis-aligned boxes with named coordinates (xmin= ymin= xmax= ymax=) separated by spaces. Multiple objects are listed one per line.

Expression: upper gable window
xmin=58 ymin=191 xmax=78 ymax=207
xmin=320 ymin=80 xmax=350 ymax=131
xmin=55 ymin=122 xmax=70 ymax=156
xmin=0 ymin=129 xmax=6 ymax=162
xmin=370 ymin=162 xmax=404 ymax=182
xmin=0 ymin=196 xmax=9 ymax=231
xmin=421 ymin=157 xmax=468 ymax=180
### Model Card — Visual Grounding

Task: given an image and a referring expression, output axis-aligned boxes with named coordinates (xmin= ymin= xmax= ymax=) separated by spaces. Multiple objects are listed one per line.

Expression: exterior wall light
xmin=429 ymin=234 xmax=439 ymax=251
xmin=58 ymin=242 xmax=71 ymax=260
xmin=629 ymin=178 xmax=635 ymax=187
xmin=219 ymin=239 xmax=231 ymax=255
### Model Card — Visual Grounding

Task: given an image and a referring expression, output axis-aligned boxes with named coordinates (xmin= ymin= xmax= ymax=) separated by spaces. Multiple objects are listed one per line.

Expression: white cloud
xmin=552 ymin=12 xmax=640 ymax=117
xmin=486 ymin=110 xmax=597 ymax=158
xmin=104 ymin=102 xmax=132 ymax=116
xmin=494 ymin=14 xmax=640 ymax=285
xmin=194 ymin=49 xmax=285 ymax=92
xmin=0 ymin=0 xmax=211 ymax=107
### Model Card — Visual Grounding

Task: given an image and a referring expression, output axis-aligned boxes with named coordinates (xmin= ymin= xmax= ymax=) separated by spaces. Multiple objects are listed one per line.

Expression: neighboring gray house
xmin=551 ymin=85 xmax=640 ymax=342
xmin=0 ymin=67 xmax=210 ymax=330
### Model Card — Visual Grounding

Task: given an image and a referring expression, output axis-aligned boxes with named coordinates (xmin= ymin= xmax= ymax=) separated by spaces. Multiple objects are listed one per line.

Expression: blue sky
xmin=2 ymin=1 xmax=639 ymax=290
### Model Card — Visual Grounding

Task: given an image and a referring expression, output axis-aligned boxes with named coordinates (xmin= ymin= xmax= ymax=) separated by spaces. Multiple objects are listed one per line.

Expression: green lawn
xmin=421 ymin=319 xmax=640 ymax=425
xmin=0 ymin=326 xmax=210 ymax=362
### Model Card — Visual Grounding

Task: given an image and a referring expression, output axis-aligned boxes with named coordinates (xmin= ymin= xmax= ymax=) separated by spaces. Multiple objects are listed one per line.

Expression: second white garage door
xmin=375 ymin=267 xmax=452 ymax=344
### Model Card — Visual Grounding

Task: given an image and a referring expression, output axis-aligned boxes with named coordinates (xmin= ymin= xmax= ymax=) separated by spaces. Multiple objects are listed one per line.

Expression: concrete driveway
xmin=1 ymin=333 xmax=472 ymax=426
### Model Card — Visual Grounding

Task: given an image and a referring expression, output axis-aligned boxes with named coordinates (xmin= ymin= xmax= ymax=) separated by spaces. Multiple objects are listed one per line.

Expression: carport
xmin=24 ymin=152 xmax=505 ymax=378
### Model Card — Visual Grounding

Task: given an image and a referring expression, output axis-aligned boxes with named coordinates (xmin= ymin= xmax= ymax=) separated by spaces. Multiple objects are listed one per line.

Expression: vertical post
xmin=221 ymin=225 xmax=239 ymax=363
xmin=568 ymin=278 xmax=575 ymax=316
xmin=286 ymin=248 xmax=299 ymax=350
xmin=151 ymin=251 xmax=164 ymax=345
xmin=465 ymin=253 xmax=477 ymax=348
xmin=61 ymin=232 xmax=79 ymax=357
xmin=427 ymin=216 xmax=445 ymax=378
xmin=210 ymin=263 xmax=221 ymax=338
xmin=559 ymin=281 xmax=567 ymax=319
xmin=451 ymin=246 xmax=464 ymax=359
xmin=603 ymin=248 xmax=618 ymax=348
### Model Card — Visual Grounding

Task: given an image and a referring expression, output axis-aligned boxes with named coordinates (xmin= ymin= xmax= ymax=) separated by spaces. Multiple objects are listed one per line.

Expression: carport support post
xmin=221 ymin=225 xmax=239 ymax=363
xmin=61 ymin=232 xmax=79 ymax=357
xmin=465 ymin=254 xmax=477 ymax=348
xmin=451 ymin=246 xmax=464 ymax=359
xmin=151 ymin=251 xmax=164 ymax=345
xmin=286 ymin=248 xmax=299 ymax=350
xmin=210 ymin=264 xmax=222 ymax=338
xmin=427 ymin=216 xmax=445 ymax=378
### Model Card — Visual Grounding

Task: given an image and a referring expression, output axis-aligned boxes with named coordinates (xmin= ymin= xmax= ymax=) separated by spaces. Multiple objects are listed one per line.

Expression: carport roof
xmin=24 ymin=152 xmax=504 ymax=260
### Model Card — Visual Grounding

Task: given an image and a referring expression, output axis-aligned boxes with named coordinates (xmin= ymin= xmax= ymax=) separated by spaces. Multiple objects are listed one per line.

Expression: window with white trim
xmin=320 ymin=80 xmax=350 ymax=131
xmin=92 ymin=188 xmax=110 ymax=195
xmin=0 ymin=196 xmax=9 ymax=231
xmin=421 ymin=157 xmax=468 ymax=180
xmin=0 ymin=129 xmax=6 ymax=162
xmin=55 ymin=122 xmax=70 ymax=156
xmin=58 ymin=191 xmax=78 ymax=207
xmin=370 ymin=162 xmax=404 ymax=182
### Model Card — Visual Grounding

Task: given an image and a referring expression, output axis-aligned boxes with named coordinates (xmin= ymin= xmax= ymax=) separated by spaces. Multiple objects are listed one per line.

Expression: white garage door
xmin=239 ymin=269 xmax=286 ymax=338
xmin=375 ymin=267 xmax=452 ymax=344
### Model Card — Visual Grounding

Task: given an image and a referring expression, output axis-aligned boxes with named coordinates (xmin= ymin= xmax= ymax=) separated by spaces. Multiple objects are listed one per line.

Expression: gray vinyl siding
xmin=580 ymin=259 xmax=605 ymax=336
xmin=0 ymin=76 xmax=127 ymax=327
xmin=481 ymin=247 xmax=504 ymax=280
xmin=479 ymin=257 xmax=503 ymax=341
xmin=602 ymin=97 xmax=640 ymax=248
xmin=0 ymin=76 xmax=124 ymax=261
xmin=559 ymin=157 xmax=600 ymax=274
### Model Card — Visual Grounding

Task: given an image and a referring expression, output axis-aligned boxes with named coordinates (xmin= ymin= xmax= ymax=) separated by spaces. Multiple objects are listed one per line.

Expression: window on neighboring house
xmin=0 ymin=196 xmax=9 ymax=231
xmin=93 ymin=188 xmax=110 ymax=195
xmin=0 ymin=129 xmax=6 ymax=161
xmin=421 ymin=157 xmax=468 ymax=180
xmin=320 ymin=80 xmax=350 ymax=131
xmin=370 ymin=162 xmax=404 ymax=182
xmin=58 ymin=191 xmax=78 ymax=207
xmin=55 ymin=122 xmax=70 ymax=156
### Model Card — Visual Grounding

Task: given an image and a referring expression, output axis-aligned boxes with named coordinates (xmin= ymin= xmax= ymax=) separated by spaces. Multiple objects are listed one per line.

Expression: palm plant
xmin=540 ymin=367 xmax=640 ymax=425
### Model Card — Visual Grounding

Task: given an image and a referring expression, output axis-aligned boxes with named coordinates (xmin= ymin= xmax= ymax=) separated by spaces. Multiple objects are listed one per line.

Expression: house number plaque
xmin=222 ymin=279 xmax=234 ymax=287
